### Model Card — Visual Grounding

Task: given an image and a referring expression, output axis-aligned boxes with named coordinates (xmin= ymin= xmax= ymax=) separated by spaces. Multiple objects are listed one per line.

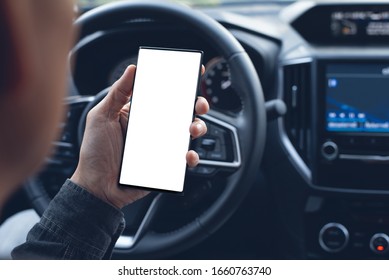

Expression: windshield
xmin=77 ymin=0 xmax=278 ymax=8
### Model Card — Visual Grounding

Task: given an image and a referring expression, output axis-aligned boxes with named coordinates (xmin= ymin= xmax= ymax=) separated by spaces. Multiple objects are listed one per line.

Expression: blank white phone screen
xmin=119 ymin=47 xmax=202 ymax=192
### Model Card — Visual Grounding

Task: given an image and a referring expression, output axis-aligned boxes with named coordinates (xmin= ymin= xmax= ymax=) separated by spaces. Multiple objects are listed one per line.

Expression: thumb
xmin=100 ymin=65 xmax=136 ymax=119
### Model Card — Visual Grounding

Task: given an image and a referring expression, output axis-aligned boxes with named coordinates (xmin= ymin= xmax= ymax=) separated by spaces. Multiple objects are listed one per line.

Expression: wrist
xmin=70 ymin=168 xmax=119 ymax=209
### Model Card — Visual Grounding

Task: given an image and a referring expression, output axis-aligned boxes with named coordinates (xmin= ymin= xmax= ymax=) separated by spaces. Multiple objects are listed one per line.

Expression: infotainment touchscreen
xmin=326 ymin=63 xmax=389 ymax=133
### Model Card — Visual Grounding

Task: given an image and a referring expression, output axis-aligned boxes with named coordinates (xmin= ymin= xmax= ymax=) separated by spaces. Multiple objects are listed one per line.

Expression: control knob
xmin=319 ymin=223 xmax=349 ymax=253
xmin=321 ymin=141 xmax=338 ymax=161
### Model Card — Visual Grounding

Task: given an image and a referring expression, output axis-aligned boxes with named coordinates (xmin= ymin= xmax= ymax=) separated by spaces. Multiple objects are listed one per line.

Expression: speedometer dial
xmin=201 ymin=57 xmax=242 ymax=112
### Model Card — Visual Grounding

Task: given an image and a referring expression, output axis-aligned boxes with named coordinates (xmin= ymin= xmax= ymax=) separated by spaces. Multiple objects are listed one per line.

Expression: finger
xmin=186 ymin=150 xmax=199 ymax=167
xmin=119 ymin=103 xmax=131 ymax=134
xmin=101 ymin=65 xmax=136 ymax=119
xmin=190 ymin=118 xmax=207 ymax=138
xmin=120 ymin=102 xmax=131 ymax=115
xmin=119 ymin=112 xmax=128 ymax=135
xmin=201 ymin=65 xmax=205 ymax=75
xmin=195 ymin=96 xmax=209 ymax=115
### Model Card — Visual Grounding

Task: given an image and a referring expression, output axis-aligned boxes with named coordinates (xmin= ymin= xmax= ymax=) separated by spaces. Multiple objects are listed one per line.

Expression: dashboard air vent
xmin=283 ymin=63 xmax=312 ymax=166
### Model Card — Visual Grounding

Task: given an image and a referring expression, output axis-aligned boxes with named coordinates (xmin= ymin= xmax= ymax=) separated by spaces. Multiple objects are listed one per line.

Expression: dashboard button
xmin=352 ymin=242 xmax=364 ymax=249
xmin=321 ymin=141 xmax=338 ymax=161
xmin=348 ymin=137 xmax=356 ymax=146
xmin=370 ymin=233 xmax=389 ymax=254
xmin=319 ymin=223 xmax=349 ymax=253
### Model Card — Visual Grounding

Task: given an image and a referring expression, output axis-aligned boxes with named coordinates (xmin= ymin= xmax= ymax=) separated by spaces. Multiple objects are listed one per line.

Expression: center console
xmin=283 ymin=57 xmax=389 ymax=257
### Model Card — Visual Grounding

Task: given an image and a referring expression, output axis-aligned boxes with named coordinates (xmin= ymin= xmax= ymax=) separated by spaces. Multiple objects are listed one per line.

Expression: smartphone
xmin=118 ymin=47 xmax=203 ymax=192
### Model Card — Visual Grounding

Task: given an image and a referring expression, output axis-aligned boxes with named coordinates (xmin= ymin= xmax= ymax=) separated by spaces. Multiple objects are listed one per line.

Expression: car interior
xmin=2 ymin=0 xmax=389 ymax=260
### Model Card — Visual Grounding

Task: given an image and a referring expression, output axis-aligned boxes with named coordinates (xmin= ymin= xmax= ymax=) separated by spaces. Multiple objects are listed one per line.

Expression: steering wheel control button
xmin=209 ymin=151 xmax=227 ymax=161
xmin=209 ymin=124 xmax=226 ymax=145
xmin=60 ymin=131 xmax=72 ymax=142
xmin=195 ymin=148 xmax=207 ymax=159
xmin=201 ymin=138 xmax=216 ymax=151
xmin=370 ymin=233 xmax=389 ymax=254
xmin=319 ymin=223 xmax=349 ymax=253
xmin=192 ymin=122 xmax=233 ymax=162
xmin=321 ymin=141 xmax=338 ymax=161
xmin=189 ymin=166 xmax=216 ymax=176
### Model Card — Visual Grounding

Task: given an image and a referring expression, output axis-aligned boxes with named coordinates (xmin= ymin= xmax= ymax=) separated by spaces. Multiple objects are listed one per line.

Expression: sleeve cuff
xmin=39 ymin=179 xmax=124 ymax=258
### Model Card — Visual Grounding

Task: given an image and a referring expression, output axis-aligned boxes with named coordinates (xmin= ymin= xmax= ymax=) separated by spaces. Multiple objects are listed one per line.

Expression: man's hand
xmin=71 ymin=65 xmax=209 ymax=209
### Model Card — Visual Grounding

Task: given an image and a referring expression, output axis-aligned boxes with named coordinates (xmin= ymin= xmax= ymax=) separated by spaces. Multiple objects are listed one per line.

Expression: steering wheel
xmin=25 ymin=1 xmax=266 ymax=258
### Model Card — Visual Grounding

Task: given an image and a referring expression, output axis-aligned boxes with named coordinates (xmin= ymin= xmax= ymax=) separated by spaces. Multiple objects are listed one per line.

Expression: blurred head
xmin=0 ymin=0 xmax=75 ymax=207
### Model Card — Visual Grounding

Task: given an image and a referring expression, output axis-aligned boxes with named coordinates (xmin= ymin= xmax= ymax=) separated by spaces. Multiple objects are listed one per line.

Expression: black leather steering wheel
xmin=25 ymin=1 xmax=266 ymax=258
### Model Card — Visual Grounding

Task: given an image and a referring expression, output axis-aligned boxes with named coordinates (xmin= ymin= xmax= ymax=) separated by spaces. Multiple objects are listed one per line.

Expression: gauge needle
xmin=221 ymin=80 xmax=231 ymax=90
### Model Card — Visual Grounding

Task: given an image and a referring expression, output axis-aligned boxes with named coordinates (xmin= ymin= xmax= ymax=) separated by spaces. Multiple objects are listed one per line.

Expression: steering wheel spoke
xmin=115 ymin=193 xmax=163 ymax=250
xmin=46 ymin=95 xmax=94 ymax=167
xmin=189 ymin=111 xmax=242 ymax=176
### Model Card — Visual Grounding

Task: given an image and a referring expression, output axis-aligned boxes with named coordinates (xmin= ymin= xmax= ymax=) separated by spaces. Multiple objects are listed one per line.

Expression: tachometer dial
xmin=201 ymin=57 xmax=242 ymax=112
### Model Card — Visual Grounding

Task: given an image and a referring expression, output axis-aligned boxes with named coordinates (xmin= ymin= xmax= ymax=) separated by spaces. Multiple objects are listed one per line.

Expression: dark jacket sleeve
xmin=12 ymin=179 xmax=124 ymax=259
